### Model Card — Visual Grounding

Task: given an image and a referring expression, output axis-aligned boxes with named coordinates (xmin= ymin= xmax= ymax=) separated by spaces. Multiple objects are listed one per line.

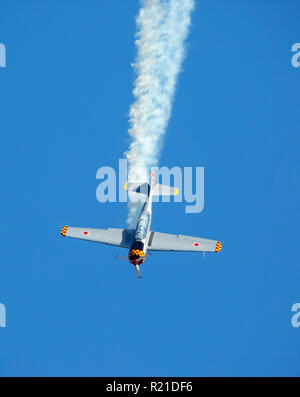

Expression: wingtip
xmin=215 ymin=241 xmax=222 ymax=252
xmin=61 ymin=225 xmax=68 ymax=236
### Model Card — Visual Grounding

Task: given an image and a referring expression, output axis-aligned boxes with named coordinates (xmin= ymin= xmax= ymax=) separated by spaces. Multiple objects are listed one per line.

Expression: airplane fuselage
xmin=128 ymin=173 xmax=155 ymax=266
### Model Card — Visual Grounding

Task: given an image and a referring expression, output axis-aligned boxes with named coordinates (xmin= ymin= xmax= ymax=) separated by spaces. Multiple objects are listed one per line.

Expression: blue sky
xmin=0 ymin=0 xmax=299 ymax=376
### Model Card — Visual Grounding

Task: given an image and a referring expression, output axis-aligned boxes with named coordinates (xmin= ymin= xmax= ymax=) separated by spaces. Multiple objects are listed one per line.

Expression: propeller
xmin=135 ymin=264 xmax=142 ymax=278
xmin=116 ymin=252 xmax=152 ymax=279
xmin=116 ymin=254 xmax=128 ymax=261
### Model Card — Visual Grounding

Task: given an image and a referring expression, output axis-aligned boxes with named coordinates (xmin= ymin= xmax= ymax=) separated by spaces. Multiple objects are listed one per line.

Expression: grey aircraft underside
xmin=61 ymin=172 xmax=222 ymax=278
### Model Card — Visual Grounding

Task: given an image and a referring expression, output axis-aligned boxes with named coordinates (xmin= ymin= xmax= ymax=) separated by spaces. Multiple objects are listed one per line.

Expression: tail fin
xmin=152 ymin=184 xmax=179 ymax=196
xmin=124 ymin=182 xmax=150 ymax=196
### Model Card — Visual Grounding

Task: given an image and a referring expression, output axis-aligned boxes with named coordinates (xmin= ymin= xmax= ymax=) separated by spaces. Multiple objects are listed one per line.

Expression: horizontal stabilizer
xmin=124 ymin=182 xmax=150 ymax=196
xmin=152 ymin=184 xmax=179 ymax=196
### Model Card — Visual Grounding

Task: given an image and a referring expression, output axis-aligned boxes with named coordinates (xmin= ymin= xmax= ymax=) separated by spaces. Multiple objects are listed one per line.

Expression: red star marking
xmin=194 ymin=242 xmax=199 ymax=247
xmin=83 ymin=231 xmax=89 ymax=235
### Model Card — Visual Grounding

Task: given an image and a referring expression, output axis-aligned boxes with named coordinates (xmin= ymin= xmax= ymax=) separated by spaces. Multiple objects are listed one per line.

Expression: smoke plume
xmin=126 ymin=0 xmax=195 ymax=226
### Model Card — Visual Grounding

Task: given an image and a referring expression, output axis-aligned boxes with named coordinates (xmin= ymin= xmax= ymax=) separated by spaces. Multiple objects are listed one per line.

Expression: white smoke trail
xmin=126 ymin=0 xmax=195 ymax=226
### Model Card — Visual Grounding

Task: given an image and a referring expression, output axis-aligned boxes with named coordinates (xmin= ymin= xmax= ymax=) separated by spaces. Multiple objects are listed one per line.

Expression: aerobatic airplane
xmin=61 ymin=172 xmax=222 ymax=278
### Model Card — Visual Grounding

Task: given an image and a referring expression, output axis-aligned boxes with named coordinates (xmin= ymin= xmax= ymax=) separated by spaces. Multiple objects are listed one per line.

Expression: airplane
xmin=60 ymin=171 xmax=222 ymax=278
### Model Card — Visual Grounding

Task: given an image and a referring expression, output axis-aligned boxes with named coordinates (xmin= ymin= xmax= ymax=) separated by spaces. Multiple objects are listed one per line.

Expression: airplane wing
xmin=147 ymin=231 xmax=222 ymax=253
xmin=60 ymin=226 xmax=135 ymax=248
